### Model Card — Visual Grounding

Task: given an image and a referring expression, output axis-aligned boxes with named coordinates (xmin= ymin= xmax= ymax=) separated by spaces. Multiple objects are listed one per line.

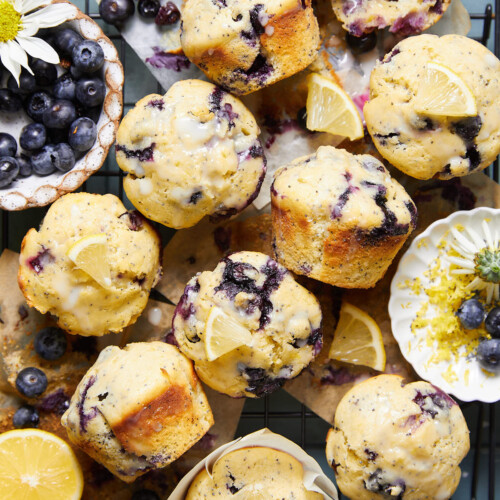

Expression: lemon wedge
xmin=67 ymin=233 xmax=111 ymax=288
xmin=0 ymin=429 xmax=83 ymax=500
xmin=306 ymin=73 xmax=364 ymax=141
xmin=328 ymin=301 xmax=386 ymax=372
xmin=204 ymin=307 xmax=253 ymax=361
xmin=413 ymin=62 xmax=477 ymax=117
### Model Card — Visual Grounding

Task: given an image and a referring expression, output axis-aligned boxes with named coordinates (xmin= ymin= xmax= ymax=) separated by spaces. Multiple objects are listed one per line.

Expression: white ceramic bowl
xmin=0 ymin=0 xmax=123 ymax=211
xmin=389 ymin=207 xmax=500 ymax=403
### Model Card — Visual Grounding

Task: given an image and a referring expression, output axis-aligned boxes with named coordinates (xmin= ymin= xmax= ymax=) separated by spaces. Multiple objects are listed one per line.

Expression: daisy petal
xmin=17 ymin=23 xmax=39 ymax=38
xmin=5 ymin=40 xmax=33 ymax=77
xmin=482 ymin=220 xmax=494 ymax=250
xmin=18 ymin=0 xmax=50 ymax=14
xmin=449 ymin=241 xmax=474 ymax=259
xmin=451 ymin=227 xmax=477 ymax=254
xmin=446 ymin=256 xmax=475 ymax=269
xmin=17 ymin=36 xmax=60 ymax=64
xmin=450 ymin=269 xmax=474 ymax=275
xmin=466 ymin=277 xmax=486 ymax=291
xmin=486 ymin=284 xmax=493 ymax=304
xmin=0 ymin=45 xmax=21 ymax=85
xmin=22 ymin=3 xmax=76 ymax=28
xmin=494 ymin=284 xmax=499 ymax=302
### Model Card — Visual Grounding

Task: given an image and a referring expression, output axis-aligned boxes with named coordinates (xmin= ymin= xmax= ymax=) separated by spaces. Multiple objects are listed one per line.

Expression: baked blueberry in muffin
xmin=326 ymin=375 xmax=470 ymax=500
xmin=271 ymin=146 xmax=417 ymax=288
xmin=331 ymin=0 xmax=450 ymax=36
xmin=61 ymin=342 xmax=213 ymax=482
xmin=18 ymin=193 xmax=161 ymax=336
xmin=116 ymin=80 xmax=266 ymax=229
xmin=180 ymin=0 xmax=320 ymax=95
xmin=365 ymin=34 xmax=500 ymax=179
xmin=172 ymin=251 xmax=322 ymax=398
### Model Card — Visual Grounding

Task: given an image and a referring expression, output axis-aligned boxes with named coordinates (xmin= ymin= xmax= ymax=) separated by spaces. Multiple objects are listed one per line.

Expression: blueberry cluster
xmin=0 ymin=28 xmax=104 ymax=189
xmin=99 ymin=0 xmax=180 ymax=27
xmin=456 ymin=298 xmax=500 ymax=373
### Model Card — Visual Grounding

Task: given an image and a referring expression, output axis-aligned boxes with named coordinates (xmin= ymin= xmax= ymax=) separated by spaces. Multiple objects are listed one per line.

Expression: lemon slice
xmin=328 ymin=301 xmax=386 ymax=371
xmin=0 ymin=429 xmax=83 ymax=500
xmin=413 ymin=62 xmax=477 ymax=117
xmin=67 ymin=233 xmax=111 ymax=288
xmin=306 ymin=73 xmax=364 ymax=141
xmin=205 ymin=307 xmax=253 ymax=361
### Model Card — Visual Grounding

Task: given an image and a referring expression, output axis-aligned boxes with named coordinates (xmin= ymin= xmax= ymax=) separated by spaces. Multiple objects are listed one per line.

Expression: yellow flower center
xmin=0 ymin=0 xmax=21 ymax=43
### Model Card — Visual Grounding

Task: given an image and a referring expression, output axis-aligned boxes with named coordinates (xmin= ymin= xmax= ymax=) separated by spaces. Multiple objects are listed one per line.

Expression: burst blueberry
xmin=20 ymin=123 xmax=47 ymax=151
xmin=346 ymin=32 xmax=377 ymax=55
xmin=13 ymin=405 xmax=40 ymax=428
xmin=26 ymin=92 xmax=54 ymax=123
xmin=54 ymin=143 xmax=75 ymax=172
xmin=68 ymin=117 xmax=97 ymax=152
xmin=76 ymin=76 xmax=106 ymax=107
xmin=72 ymin=40 xmax=105 ymax=74
xmin=0 ymin=157 xmax=19 ymax=188
xmin=456 ymin=298 xmax=484 ymax=330
xmin=0 ymin=133 xmax=17 ymax=157
xmin=31 ymin=145 xmax=58 ymax=176
xmin=15 ymin=367 xmax=48 ymax=398
xmin=16 ymin=155 xmax=32 ymax=177
xmin=43 ymin=100 xmax=77 ymax=129
xmin=485 ymin=307 xmax=500 ymax=339
xmin=53 ymin=74 xmax=76 ymax=101
xmin=34 ymin=327 xmax=68 ymax=361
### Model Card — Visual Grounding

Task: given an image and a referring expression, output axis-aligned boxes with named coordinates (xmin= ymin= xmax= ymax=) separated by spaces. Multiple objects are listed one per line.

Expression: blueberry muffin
xmin=331 ymin=0 xmax=450 ymax=36
xmin=116 ymin=80 xmax=266 ymax=229
xmin=271 ymin=146 xmax=417 ymax=288
xmin=326 ymin=375 xmax=470 ymax=500
xmin=18 ymin=193 xmax=161 ymax=337
xmin=61 ymin=342 xmax=213 ymax=483
xmin=180 ymin=0 xmax=320 ymax=95
xmin=172 ymin=251 xmax=322 ymax=398
xmin=186 ymin=446 xmax=323 ymax=499
xmin=365 ymin=34 xmax=500 ymax=180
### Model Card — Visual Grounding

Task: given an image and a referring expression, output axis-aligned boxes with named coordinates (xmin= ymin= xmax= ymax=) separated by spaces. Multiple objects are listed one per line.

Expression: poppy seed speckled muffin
xmin=271 ymin=146 xmax=417 ymax=289
xmin=326 ymin=375 xmax=470 ymax=500
xmin=180 ymin=0 xmax=320 ymax=95
xmin=186 ymin=446 xmax=323 ymax=498
xmin=172 ymin=251 xmax=322 ymax=398
xmin=116 ymin=80 xmax=266 ymax=229
xmin=331 ymin=0 xmax=450 ymax=36
xmin=365 ymin=34 xmax=500 ymax=180
xmin=18 ymin=193 xmax=161 ymax=337
xmin=61 ymin=342 xmax=213 ymax=483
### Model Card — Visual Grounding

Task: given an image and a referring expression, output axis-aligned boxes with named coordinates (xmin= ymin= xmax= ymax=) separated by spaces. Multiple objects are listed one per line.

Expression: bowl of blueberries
xmin=0 ymin=0 xmax=124 ymax=211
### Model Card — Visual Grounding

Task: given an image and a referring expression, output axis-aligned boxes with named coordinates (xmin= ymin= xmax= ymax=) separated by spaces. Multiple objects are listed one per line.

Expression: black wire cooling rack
xmin=1 ymin=2 xmax=499 ymax=499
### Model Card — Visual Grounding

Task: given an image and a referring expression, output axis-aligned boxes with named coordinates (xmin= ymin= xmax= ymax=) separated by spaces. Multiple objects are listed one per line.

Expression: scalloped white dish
xmin=0 ymin=0 xmax=123 ymax=211
xmin=389 ymin=207 xmax=500 ymax=403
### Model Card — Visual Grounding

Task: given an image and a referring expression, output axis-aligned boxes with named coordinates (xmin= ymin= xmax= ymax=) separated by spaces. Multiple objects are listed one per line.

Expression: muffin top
xmin=116 ymin=79 xmax=266 ymax=229
xmin=61 ymin=342 xmax=213 ymax=482
xmin=365 ymin=34 xmax=500 ymax=180
xmin=331 ymin=0 xmax=450 ymax=36
xmin=172 ymin=251 xmax=322 ymax=398
xmin=186 ymin=446 xmax=323 ymax=499
xmin=18 ymin=193 xmax=161 ymax=336
xmin=272 ymin=146 xmax=416 ymax=235
xmin=326 ymin=374 xmax=470 ymax=500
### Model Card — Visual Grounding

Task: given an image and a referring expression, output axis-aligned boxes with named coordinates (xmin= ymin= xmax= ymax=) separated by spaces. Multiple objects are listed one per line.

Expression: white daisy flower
xmin=447 ymin=219 xmax=500 ymax=304
xmin=0 ymin=0 xmax=76 ymax=84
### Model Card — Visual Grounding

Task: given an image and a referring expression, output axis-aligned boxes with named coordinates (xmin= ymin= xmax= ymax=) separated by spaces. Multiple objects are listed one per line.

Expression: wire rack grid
xmin=1 ymin=2 xmax=499 ymax=499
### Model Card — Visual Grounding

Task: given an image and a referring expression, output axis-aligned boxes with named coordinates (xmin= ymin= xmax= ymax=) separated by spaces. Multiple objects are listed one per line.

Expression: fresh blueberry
xmin=72 ymin=40 xmax=104 ymax=74
xmin=13 ymin=405 xmax=39 ymax=428
xmin=20 ymin=123 xmax=47 ymax=151
xmin=138 ymin=0 xmax=160 ymax=18
xmin=54 ymin=143 xmax=75 ymax=172
xmin=34 ymin=327 xmax=67 ymax=361
xmin=0 ymin=89 xmax=23 ymax=112
xmin=69 ymin=64 xmax=84 ymax=80
xmin=477 ymin=339 xmax=500 ymax=373
xmin=99 ymin=0 xmax=135 ymax=26
xmin=456 ymin=298 xmax=485 ymax=330
xmin=0 ymin=133 xmax=17 ymax=157
xmin=76 ymin=76 xmax=105 ymax=107
xmin=68 ymin=117 xmax=97 ymax=152
xmin=54 ymin=28 xmax=83 ymax=56
xmin=16 ymin=154 xmax=32 ymax=177
xmin=346 ymin=32 xmax=377 ymax=55
xmin=0 ymin=156 xmax=19 ymax=187
xmin=31 ymin=58 xmax=58 ymax=86
xmin=26 ymin=92 xmax=54 ymax=123
xmin=43 ymin=99 xmax=77 ymax=129
xmin=297 ymin=107 xmax=308 ymax=130
xmin=131 ymin=490 xmax=160 ymax=500
xmin=53 ymin=73 xmax=76 ymax=101
xmin=155 ymin=2 xmax=180 ymax=25
xmin=485 ymin=308 xmax=500 ymax=339
xmin=31 ymin=145 xmax=58 ymax=176
xmin=7 ymin=71 xmax=37 ymax=95
xmin=15 ymin=367 xmax=48 ymax=397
